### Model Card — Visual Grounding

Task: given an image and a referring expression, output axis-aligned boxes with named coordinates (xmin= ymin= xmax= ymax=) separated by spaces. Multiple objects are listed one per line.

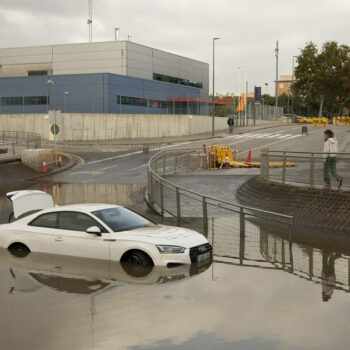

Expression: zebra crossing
xmin=230 ymin=132 xmax=301 ymax=141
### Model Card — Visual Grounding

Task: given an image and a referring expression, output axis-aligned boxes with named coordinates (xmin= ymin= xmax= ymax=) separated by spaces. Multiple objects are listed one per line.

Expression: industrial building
xmin=0 ymin=41 xmax=209 ymax=114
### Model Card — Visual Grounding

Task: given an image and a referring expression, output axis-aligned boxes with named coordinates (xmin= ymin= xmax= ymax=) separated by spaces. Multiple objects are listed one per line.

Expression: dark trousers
xmin=324 ymin=157 xmax=341 ymax=185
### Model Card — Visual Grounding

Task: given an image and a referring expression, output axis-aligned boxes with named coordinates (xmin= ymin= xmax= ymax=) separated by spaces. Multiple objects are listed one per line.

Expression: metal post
xmin=202 ymin=197 xmax=208 ymax=234
xmin=308 ymin=248 xmax=313 ymax=280
xmin=239 ymin=207 xmax=245 ymax=265
xmin=282 ymin=152 xmax=287 ymax=184
xmin=275 ymin=40 xmax=279 ymax=120
xmin=212 ymin=37 xmax=220 ymax=137
xmin=281 ymin=239 xmax=285 ymax=269
xmin=160 ymin=181 xmax=164 ymax=217
xmin=244 ymin=67 xmax=248 ymax=126
xmin=174 ymin=155 xmax=177 ymax=174
xmin=310 ymin=153 xmax=315 ymax=187
xmin=176 ymin=187 xmax=181 ymax=224
xmin=163 ymin=154 xmax=166 ymax=176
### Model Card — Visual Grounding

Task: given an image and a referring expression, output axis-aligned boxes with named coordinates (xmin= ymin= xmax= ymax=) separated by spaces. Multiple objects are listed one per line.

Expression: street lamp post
xmin=244 ymin=66 xmax=248 ymax=126
xmin=291 ymin=55 xmax=297 ymax=114
xmin=47 ymin=79 xmax=54 ymax=111
xmin=237 ymin=66 xmax=241 ymax=126
xmin=64 ymin=91 xmax=69 ymax=112
xmin=212 ymin=37 xmax=220 ymax=137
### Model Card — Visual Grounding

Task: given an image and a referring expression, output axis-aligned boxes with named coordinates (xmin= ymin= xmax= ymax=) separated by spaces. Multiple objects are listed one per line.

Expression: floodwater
xmin=1 ymin=183 xmax=350 ymax=350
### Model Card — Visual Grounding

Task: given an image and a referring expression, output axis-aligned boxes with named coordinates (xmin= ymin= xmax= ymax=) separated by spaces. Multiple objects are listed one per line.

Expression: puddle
xmin=0 ymin=183 xmax=350 ymax=349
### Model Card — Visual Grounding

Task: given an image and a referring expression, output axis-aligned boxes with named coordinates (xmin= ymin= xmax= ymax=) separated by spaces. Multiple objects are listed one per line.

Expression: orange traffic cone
xmin=245 ymin=150 xmax=252 ymax=163
xmin=42 ymin=155 xmax=47 ymax=174
xmin=58 ymin=152 xmax=62 ymax=168
xmin=224 ymin=154 xmax=230 ymax=168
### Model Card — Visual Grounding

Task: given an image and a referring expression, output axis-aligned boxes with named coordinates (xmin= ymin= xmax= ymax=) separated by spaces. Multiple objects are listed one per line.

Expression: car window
xmin=92 ymin=207 xmax=154 ymax=232
xmin=58 ymin=211 xmax=106 ymax=232
xmin=28 ymin=212 xmax=58 ymax=228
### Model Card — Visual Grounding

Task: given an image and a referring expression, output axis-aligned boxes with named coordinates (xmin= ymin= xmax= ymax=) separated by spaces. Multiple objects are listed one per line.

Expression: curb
xmin=0 ymin=158 xmax=21 ymax=165
xmin=27 ymin=154 xmax=79 ymax=180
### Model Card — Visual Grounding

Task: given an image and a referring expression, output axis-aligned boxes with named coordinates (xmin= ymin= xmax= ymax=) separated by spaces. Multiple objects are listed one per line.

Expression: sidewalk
xmin=43 ymin=122 xmax=283 ymax=147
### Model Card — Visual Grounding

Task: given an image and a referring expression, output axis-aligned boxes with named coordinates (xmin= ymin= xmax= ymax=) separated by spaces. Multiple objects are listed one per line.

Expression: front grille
xmin=189 ymin=243 xmax=212 ymax=263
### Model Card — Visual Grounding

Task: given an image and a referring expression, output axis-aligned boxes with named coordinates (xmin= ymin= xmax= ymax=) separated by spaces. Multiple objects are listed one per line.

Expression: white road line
xmin=277 ymin=134 xmax=293 ymax=139
xmin=265 ymin=133 xmax=283 ymax=138
xmin=127 ymin=164 xmax=147 ymax=172
xmin=286 ymin=135 xmax=302 ymax=139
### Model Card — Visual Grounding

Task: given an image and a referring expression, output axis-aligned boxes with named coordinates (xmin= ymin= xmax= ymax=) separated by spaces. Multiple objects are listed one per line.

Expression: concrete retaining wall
xmin=0 ymin=113 xmax=275 ymax=142
xmin=21 ymin=149 xmax=45 ymax=172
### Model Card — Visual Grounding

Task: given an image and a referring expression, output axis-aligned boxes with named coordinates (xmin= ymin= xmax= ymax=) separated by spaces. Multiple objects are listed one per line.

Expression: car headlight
xmin=156 ymin=245 xmax=186 ymax=254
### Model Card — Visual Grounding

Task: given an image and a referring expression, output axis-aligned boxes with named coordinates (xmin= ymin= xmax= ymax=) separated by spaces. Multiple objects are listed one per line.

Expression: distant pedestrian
xmin=227 ymin=116 xmax=234 ymax=134
xmin=323 ymin=129 xmax=343 ymax=189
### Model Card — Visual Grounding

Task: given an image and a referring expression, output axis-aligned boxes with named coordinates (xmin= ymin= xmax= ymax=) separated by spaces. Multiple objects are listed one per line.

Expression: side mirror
xmin=86 ymin=226 xmax=102 ymax=236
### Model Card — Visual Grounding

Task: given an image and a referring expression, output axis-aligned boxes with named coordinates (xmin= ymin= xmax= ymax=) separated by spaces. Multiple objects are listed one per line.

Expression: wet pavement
xmin=1 ymin=124 xmax=350 ymax=349
xmin=0 ymin=183 xmax=350 ymax=349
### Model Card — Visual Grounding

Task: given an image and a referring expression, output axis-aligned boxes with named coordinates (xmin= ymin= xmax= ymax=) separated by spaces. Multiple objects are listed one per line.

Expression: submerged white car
xmin=0 ymin=191 xmax=212 ymax=267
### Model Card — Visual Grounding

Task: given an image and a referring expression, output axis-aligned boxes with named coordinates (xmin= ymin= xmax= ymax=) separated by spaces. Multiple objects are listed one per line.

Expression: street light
xmin=64 ymin=91 xmax=69 ymax=112
xmin=212 ymin=37 xmax=220 ymax=137
xmin=244 ymin=66 xmax=248 ymax=126
xmin=291 ymin=55 xmax=297 ymax=114
xmin=47 ymin=79 xmax=54 ymax=111
xmin=237 ymin=66 xmax=241 ymax=126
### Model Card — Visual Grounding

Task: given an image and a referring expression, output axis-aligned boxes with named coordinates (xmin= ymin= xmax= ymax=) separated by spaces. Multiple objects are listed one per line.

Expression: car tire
xmin=121 ymin=250 xmax=153 ymax=278
xmin=8 ymin=243 xmax=30 ymax=258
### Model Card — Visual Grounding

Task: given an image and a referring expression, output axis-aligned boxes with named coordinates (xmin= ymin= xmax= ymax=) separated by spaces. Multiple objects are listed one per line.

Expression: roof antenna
xmin=87 ymin=0 xmax=93 ymax=43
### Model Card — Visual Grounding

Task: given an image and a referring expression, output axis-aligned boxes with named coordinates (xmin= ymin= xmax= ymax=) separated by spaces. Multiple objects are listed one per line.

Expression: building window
xmin=1 ymin=97 xmax=23 ymax=106
xmin=153 ymin=73 xmax=203 ymax=89
xmin=28 ymin=70 xmax=48 ymax=76
xmin=24 ymin=96 xmax=48 ymax=105
xmin=117 ymin=95 xmax=167 ymax=109
xmin=1 ymin=96 xmax=48 ymax=106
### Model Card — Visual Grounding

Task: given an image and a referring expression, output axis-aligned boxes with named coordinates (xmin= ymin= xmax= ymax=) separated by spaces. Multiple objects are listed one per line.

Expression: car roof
xmin=42 ymin=203 xmax=123 ymax=214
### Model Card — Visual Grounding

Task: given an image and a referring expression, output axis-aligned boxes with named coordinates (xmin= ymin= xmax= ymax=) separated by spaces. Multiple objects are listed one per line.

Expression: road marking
xmin=127 ymin=164 xmax=147 ymax=172
xmin=265 ymin=133 xmax=283 ymax=138
xmin=61 ymin=152 xmax=85 ymax=165
xmin=277 ymin=134 xmax=293 ymax=139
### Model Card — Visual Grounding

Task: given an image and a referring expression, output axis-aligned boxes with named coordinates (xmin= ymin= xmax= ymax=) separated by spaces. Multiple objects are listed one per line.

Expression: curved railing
xmin=146 ymin=148 xmax=294 ymax=240
xmin=260 ymin=149 xmax=350 ymax=190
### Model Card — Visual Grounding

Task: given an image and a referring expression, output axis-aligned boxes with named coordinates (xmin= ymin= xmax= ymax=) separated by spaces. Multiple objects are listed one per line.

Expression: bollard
xmin=282 ymin=152 xmax=287 ymax=184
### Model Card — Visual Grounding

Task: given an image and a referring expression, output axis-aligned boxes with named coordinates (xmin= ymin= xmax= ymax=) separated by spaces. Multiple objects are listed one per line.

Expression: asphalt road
xmin=44 ymin=124 xmax=350 ymax=185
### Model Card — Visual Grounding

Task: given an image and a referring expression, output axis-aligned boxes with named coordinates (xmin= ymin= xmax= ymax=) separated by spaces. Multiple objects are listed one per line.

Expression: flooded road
xmin=1 ymin=183 xmax=350 ymax=349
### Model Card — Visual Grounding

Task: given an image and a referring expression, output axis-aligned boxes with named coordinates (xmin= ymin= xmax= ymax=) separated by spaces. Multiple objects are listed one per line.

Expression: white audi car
xmin=0 ymin=191 xmax=212 ymax=267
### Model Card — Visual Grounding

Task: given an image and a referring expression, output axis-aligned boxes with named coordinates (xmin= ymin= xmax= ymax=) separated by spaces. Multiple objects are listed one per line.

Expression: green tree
xmin=293 ymin=41 xmax=350 ymax=117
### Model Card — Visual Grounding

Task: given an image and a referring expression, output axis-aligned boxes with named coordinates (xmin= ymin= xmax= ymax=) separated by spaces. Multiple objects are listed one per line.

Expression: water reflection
xmin=208 ymin=216 xmax=350 ymax=301
xmin=0 ymin=248 xmax=211 ymax=295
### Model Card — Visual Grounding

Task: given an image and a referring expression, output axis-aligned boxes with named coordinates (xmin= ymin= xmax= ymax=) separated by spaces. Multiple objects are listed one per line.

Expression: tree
xmin=293 ymin=41 xmax=350 ymax=117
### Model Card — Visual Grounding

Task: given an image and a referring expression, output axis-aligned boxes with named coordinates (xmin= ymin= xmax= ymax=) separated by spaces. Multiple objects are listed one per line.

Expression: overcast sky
xmin=0 ymin=0 xmax=349 ymax=95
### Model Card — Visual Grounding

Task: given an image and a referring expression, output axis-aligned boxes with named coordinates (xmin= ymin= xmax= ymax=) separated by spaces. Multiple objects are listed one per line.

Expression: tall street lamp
xmin=212 ymin=37 xmax=220 ymax=137
xmin=47 ymin=79 xmax=54 ymax=111
xmin=64 ymin=91 xmax=69 ymax=112
xmin=291 ymin=55 xmax=297 ymax=114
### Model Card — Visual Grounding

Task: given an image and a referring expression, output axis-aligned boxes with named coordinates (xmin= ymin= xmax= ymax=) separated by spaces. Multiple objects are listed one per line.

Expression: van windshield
xmin=92 ymin=207 xmax=154 ymax=232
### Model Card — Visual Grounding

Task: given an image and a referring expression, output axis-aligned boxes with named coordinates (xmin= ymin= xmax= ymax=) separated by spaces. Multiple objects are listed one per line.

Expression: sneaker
xmin=338 ymin=178 xmax=343 ymax=189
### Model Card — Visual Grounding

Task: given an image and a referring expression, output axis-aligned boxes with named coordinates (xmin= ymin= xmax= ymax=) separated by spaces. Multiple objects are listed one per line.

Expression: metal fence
xmin=260 ymin=149 xmax=350 ymax=190
xmin=146 ymin=149 xmax=294 ymax=241
xmin=0 ymin=131 xmax=41 ymax=160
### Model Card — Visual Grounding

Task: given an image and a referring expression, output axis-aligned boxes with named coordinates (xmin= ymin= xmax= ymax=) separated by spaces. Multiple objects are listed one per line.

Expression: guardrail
xmin=260 ymin=149 xmax=350 ymax=189
xmin=0 ymin=131 xmax=41 ymax=160
xmin=146 ymin=149 xmax=294 ymax=242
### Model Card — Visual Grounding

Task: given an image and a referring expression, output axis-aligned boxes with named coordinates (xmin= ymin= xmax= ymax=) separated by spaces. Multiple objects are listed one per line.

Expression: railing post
xmin=310 ymin=153 xmax=315 ymax=187
xmin=160 ymin=181 xmax=164 ymax=217
xmin=174 ymin=155 xmax=178 ymax=174
xmin=260 ymin=148 xmax=270 ymax=180
xmin=282 ymin=152 xmax=286 ymax=184
xmin=240 ymin=207 xmax=245 ymax=237
xmin=176 ymin=187 xmax=181 ymax=224
xmin=163 ymin=153 xmax=166 ymax=176
xmin=239 ymin=207 xmax=245 ymax=265
xmin=202 ymin=197 xmax=208 ymax=234
xmin=148 ymin=168 xmax=153 ymax=202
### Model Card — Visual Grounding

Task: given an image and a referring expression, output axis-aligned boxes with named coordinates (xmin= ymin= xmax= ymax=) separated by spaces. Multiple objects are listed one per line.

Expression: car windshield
xmin=92 ymin=207 xmax=154 ymax=232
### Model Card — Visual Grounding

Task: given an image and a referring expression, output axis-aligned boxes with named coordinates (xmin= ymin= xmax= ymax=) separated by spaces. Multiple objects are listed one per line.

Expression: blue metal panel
xmin=0 ymin=72 xmax=203 ymax=115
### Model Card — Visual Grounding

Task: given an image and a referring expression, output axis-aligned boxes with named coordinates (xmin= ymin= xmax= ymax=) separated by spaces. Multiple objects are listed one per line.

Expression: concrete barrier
xmin=0 ymin=113 xmax=278 ymax=142
xmin=21 ymin=149 xmax=45 ymax=172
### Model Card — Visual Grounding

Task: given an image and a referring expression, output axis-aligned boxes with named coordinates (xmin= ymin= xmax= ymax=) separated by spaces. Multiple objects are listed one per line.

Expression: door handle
xmin=55 ymin=237 xmax=63 ymax=242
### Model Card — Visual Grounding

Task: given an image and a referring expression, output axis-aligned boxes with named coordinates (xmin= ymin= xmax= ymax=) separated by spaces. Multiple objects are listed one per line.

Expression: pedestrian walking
xmin=323 ymin=129 xmax=343 ymax=189
xmin=227 ymin=116 xmax=234 ymax=134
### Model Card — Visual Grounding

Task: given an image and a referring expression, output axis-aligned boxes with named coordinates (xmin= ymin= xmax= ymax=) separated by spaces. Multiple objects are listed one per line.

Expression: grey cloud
xmin=0 ymin=0 xmax=349 ymax=94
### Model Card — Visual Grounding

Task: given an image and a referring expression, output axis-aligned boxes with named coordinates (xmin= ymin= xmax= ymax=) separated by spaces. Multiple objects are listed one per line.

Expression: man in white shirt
xmin=323 ymin=129 xmax=343 ymax=189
